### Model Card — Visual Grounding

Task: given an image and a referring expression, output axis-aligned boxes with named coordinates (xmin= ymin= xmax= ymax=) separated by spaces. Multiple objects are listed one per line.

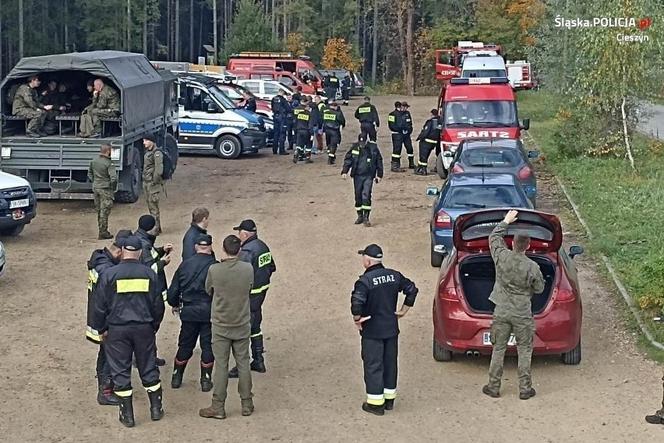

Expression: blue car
xmin=427 ymin=173 xmax=533 ymax=267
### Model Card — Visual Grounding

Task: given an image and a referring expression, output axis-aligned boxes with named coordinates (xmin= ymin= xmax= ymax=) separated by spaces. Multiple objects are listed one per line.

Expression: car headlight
xmin=111 ymin=147 xmax=121 ymax=161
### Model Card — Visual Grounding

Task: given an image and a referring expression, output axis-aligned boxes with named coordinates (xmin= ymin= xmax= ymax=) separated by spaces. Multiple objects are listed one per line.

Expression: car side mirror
xmin=527 ymin=150 xmax=539 ymax=159
xmin=426 ymin=186 xmax=440 ymax=196
xmin=207 ymin=102 xmax=221 ymax=113
xmin=569 ymin=245 xmax=584 ymax=259
xmin=520 ymin=118 xmax=530 ymax=131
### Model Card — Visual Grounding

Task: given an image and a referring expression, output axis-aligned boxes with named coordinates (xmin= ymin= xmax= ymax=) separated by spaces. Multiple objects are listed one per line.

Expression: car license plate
xmin=482 ymin=331 xmax=517 ymax=346
xmin=9 ymin=198 xmax=29 ymax=209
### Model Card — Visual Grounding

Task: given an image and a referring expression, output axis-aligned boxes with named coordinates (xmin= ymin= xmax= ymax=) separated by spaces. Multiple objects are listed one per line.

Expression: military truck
xmin=0 ymin=51 xmax=178 ymax=202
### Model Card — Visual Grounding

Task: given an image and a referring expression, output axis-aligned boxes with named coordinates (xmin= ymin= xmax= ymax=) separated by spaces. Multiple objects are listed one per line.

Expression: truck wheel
xmin=215 ymin=135 xmax=242 ymax=159
xmin=115 ymin=154 xmax=142 ymax=204
xmin=164 ymin=133 xmax=179 ymax=170
xmin=561 ymin=340 xmax=582 ymax=365
xmin=433 ymin=337 xmax=453 ymax=362
xmin=0 ymin=224 xmax=25 ymax=236
xmin=436 ymin=155 xmax=447 ymax=180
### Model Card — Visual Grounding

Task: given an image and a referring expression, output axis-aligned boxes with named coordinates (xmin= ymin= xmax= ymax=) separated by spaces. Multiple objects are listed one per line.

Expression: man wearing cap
xmin=200 ymin=235 xmax=255 ymax=419
xmin=86 ymin=229 xmax=132 ymax=406
xmin=88 ymin=144 xmax=117 ymax=240
xmin=142 ymin=135 xmax=164 ymax=234
xmin=92 ymin=235 xmax=165 ymax=427
xmin=341 ymin=134 xmax=384 ymax=227
xmin=182 ymin=207 xmax=211 ymax=260
xmin=387 ymin=102 xmax=415 ymax=172
xmin=293 ymin=97 xmax=314 ymax=164
xmin=168 ymin=234 xmax=218 ymax=392
xmin=228 ymin=219 xmax=276 ymax=376
xmin=351 ymin=244 xmax=419 ymax=416
xmin=354 ymin=96 xmax=380 ymax=142
xmin=322 ymin=101 xmax=346 ymax=165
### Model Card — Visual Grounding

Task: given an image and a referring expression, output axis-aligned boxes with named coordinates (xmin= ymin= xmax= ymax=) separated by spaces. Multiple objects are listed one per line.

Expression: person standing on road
xmin=351 ymin=244 xmax=418 ymax=416
xmin=341 ymin=134 xmax=384 ymax=227
xmin=400 ymin=102 xmax=415 ymax=169
xmin=322 ymin=100 xmax=346 ymax=165
xmin=199 ymin=235 xmax=255 ymax=420
xmin=182 ymin=207 xmax=210 ymax=260
xmin=168 ymin=234 xmax=218 ymax=392
xmin=228 ymin=219 xmax=276 ymax=377
xmin=88 ymin=144 xmax=117 ymax=240
xmin=414 ymin=109 xmax=442 ymax=176
xmin=293 ymin=97 xmax=314 ymax=164
xmin=271 ymin=90 xmax=288 ymax=155
xmin=92 ymin=235 xmax=165 ymax=428
xmin=142 ymin=134 xmax=164 ymax=234
xmin=483 ymin=209 xmax=545 ymax=400
xmin=12 ymin=75 xmax=53 ymax=137
xmin=312 ymin=96 xmax=327 ymax=154
xmin=354 ymin=96 xmax=380 ymax=142
xmin=341 ymin=75 xmax=351 ymax=106
xmin=387 ymin=101 xmax=406 ymax=172
xmin=86 ymin=229 xmax=132 ymax=406
xmin=646 ymin=315 xmax=664 ymax=425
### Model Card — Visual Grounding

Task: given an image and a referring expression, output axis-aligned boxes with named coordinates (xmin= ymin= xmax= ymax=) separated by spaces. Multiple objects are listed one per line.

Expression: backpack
xmin=159 ymin=147 xmax=175 ymax=180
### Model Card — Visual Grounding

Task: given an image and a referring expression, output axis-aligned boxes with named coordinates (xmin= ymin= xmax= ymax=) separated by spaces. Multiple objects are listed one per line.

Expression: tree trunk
xmin=142 ymin=0 xmax=148 ymax=55
xmin=18 ymin=0 xmax=24 ymax=58
xmin=396 ymin=3 xmax=407 ymax=89
xmin=371 ymin=0 xmax=378 ymax=86
xmin=621 ymin=97 xmax=636 ymax=171
xmin=356 ymin=0 xmax=360 ymax=51
xmin=189 ymin=0 xmax=194 ymax=61
xmin=271 ymin=0 xmax=275 ymax=38
xmin=63 ymin=0 xmax=69 ymax=52
xmin=282 ymin=0 xmax=287 ymax=41
xmin=0 ymin=0 xmax=3 ymax=78
xmin=198 ymin=2 xmax=204 ymax=61
xmin=404 ymin=0 xmax=414 ymax=95
xmin=213 ymin=0 xmax=218 ymax=63
xmin=167 ymin=0 xmax=171 ymax=59
xmin=127 ymin=0 xmax=131 ymax=51
xmin=362 ymin=2 xmax=367 ymax=77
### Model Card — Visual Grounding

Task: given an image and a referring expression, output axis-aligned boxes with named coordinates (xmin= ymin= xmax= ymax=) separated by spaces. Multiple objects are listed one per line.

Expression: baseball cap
xmin=122 ymin=236 xmax=143 ymax=252
xmin=401 ymin=101 xmax=410 ymax=108
xmin=233 ymin=219 xmax=257 ymax=232
xmin=113 ymin=229 xmax=133 ymax=248
xmin=394 ymin=101 xmax=402 ymax=108
xmin=195 ymin=234 xmax=213 ymax=246
xmin=357 ymin=244 xmax=383 ymax=260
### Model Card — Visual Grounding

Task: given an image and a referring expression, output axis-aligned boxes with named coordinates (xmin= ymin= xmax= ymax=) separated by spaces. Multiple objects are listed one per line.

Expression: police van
xmin=177 ymin=74 xmax=268 ymax=159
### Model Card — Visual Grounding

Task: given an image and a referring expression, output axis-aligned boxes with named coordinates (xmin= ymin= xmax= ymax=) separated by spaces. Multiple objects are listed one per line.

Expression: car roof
xmin=461 ymin=138 xmax=522 ymax=150
xmin=448 ymin=173 xmax=517 ymax=186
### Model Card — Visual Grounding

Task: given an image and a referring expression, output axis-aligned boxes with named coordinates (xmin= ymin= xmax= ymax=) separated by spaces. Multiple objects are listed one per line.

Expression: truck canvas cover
xmin=1 ymin=51 xmax=164 ymax=134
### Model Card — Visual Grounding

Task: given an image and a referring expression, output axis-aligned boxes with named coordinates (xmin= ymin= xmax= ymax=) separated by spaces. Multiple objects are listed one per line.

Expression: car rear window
xmin=443 ymin=185 xmax=523 ymax=209
xmin=460 ymin=149 xmax=521 ymax=167
xmin=461 ymin=222 xmax=554 ymax=241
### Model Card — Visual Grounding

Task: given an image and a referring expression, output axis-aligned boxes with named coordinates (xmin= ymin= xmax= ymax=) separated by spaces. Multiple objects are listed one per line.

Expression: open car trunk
xmin=459 ymin=255 xmax=555 ymax=315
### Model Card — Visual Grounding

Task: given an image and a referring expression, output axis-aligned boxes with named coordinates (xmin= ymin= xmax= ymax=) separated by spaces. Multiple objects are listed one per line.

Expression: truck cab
xmin=177 ymin=74 xmax=267 ymax=159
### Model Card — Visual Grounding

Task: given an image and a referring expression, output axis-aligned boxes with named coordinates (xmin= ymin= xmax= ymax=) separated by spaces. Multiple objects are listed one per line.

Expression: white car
xmin=0 ymin=170 xmax=37 ymax=236
xmin=236 ymin=79 xmax=294 ymax=100
xmin=0 ymin=241 xmax=5 ymax=277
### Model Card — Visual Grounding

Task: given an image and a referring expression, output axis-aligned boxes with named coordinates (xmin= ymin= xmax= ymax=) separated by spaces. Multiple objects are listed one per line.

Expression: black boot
xmin=361 ymin=402 xmax=385 ymax=416
xmin=292 ymin=151 xmax=299 ymax=163
xmin=354 ymin=211 xmax=364 ymax=225
xmin=250 ymin=336 xmax=267 ymax=373
xmin=384 ymin=399 xmax=395 ymax=410
xmin=155 ymin=357 xmax=166 ymax=367
xmin=118 ymin=395 xmax=135 ymax=427
xmin=148 ymin=387 xmax=164 ymax=421
xmin=645 ymin=412 xmax=664 ymax=425
xmin=363 ymin=210 xmax=371 ymax=227
xmin=391 ymin=162 xmax=403 ymax=173
xmin=171 ymin=359 xmax=187 ymax=389
xmin=200 ymin=363 xmax=214 ymax=392
xmin=97 ymin=378 xmax=120 ymax=406
xmin=414 ymin=166 xmax=427 ymax=176
xmin=408 ymin=157 xmax=416 ymax=169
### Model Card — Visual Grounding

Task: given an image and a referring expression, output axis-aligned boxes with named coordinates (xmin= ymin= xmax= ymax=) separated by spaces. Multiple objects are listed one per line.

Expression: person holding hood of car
xmin=483 ymin=209 xmax=545 ymax=401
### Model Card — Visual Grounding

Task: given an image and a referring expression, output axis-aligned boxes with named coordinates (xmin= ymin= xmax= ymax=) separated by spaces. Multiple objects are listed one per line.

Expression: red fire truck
xmin=227 ymin=52 xmax=323 ymax=86
xmin=435 ymin=41 xmax=502 ymax=83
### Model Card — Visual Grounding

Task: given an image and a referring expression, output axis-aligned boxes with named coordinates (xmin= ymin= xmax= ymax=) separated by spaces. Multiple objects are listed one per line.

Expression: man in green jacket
xmin=483 ymin=209 xmax=545 ymax=400
xmin=142 ymin=134 xmax=164 ymax=234
xmin=88 ymin=144 xmax=117 ymax=240
xmin=200 ymin=235 xmax=255 ymax=420
xmin=79 ymin=78 xmax=120 ymax=138
xmin=12 ymin=75 xmax=53 ymax=137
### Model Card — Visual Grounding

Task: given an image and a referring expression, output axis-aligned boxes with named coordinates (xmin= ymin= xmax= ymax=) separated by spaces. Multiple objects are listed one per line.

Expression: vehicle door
xmin=178 ymin=85 xmax=224 ymax=148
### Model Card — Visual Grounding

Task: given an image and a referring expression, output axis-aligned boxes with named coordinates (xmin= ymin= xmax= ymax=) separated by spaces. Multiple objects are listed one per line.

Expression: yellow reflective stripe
xmin=407 ymin=154 xmax=414 ymax=157
xmin=86 ymin=327 xmax=102 ymax=344
xmin=418 ymin=161 xmax=428 ymax=166
xmin=358 ymin=106 xmax=371 ymax=113
xmin=250 ymin=331 xmax=263 ymax=338
xmin=250 ymin=283 xmax=270 ymax=294
xmin=328 ymin=153 xmax=335 ymax=157
xmin=150 ymin=249 xmax=159 ymax=259
xmin=387 ymin=115 xmax=395 ymax=122
xmin=351 ymin=150 xmax=360 ymax=155
xmin=115 ymin=389 xmax=133 ymax=398
xmin=145 ymin=383 xmax=161 ymax=392
xmin=384 ymin=388 xmax=397 ymax=400
xmin=258 ymin=252 xmax=272 ymax=268
xmin=366 ymin=394 xmax=385 ymax=405
xmin=116 ymin=279 xmax=150 ymax=293
xmin=361 ymin=205 xmax=371 ymax=210
xmin=162 ymin=290 xmax=168 ymax=302
xmin=391 ymin=154 xmax=401 ymax=158
xmin=297 ymin=113 xmax=310 ymax=120
xmin=323 ymin=113 xmax=337 ymax=120
xmin=424 ymin=138 xmax=437 ymax=143
xmin=87 ymin=269 xmax=99 ymax=291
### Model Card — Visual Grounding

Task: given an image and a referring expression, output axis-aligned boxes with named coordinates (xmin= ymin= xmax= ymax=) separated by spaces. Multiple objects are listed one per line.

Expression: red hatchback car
xmin=432 ymin=209 xmax=584 ymax=365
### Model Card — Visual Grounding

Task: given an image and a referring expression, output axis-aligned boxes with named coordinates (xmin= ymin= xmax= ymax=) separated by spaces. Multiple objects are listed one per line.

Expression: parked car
xmin=214 ymin=82 xmax=273 ymax=119
xmin=445 ymin=138 xmax=539 ymax=205
xmin=0 ymin=170 xmax=37 ymax=236
xmin=0 ymin=240 xmax=5 ymax=277
xmin=427 ymin=173 xmax=532 ymax=267
xmin=236 ymin=79 xmax=295 ymax=100
xmin=432 ymin=208 xmax=584 ymax=364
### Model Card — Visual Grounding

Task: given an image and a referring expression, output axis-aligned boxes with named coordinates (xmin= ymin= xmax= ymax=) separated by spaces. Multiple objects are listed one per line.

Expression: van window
xmin=276 ymin=61 xmax=297 ymax=72
xmin=462 ymin=69 xmax=507 ymax=78
xmin=242 ymin=81 xmax=260 ymax=94
xmin=184 ymin=87 xmax=214 ymax=112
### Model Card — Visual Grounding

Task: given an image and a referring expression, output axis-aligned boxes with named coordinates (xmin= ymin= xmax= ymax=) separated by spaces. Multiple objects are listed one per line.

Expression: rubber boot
xmin=200 ymin=363 xmax=214 ymax=392
xmin=645 ymin=411 xmax=664 ymax=425
xmin=293 ymin=150 xmax=299 ymax=163
xmin=148 ymin=387 xmax=164 ymax=421
xmin=414 ymin=166 xmax=427 ymax=176
xmin=363 ymin=210 xmax=371 ymax=227
xmin=361 ymin=402 xmax=385 ymax=416
xmin=171 ymin=359 xmax=187 ymax=389
xmin=408 ymin=157 xmax=416 ymax=169
xmin=118 ymin=395 xmax=135 ymax=427
xmin=250 ymin=336 xmax=266 ymax=373
xmin=97 ymin=378 xmax=120 ymax=406
xmin=328 ymin=155 xmax=334 ymax=165
xmin=305 ymin=153 xmax=314 ymax=164
xmin=354 ymin=211 xmax=364 ymax=225
xmin=384 ymin=399 xmax=395 ymax=410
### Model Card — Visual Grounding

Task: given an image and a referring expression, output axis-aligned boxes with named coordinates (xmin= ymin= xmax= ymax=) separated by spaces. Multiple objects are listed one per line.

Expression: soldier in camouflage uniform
xmin=142 ymin=135 xmax=164 ymax=234
xmin=88 ymin=144 xmax=117 ymax=239
xmin=12 ymin=76 xmax=54 ymax=137
xmin=483 ymin=210 xmax=545 ymax=400
xmin=79 ymin=78 xmax=120 ymax=138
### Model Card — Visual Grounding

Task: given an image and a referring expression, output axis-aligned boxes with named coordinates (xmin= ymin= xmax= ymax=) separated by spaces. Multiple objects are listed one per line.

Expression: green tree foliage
xmin=221 ymin=0 xmax=281 ymax=62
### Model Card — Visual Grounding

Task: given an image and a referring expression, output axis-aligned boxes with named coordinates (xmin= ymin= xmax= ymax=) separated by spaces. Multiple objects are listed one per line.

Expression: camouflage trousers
xmin=487 ymin=309 xmax=535 ymax=393
xmin=16 ymin=108 xmax=46 ymax=133
xmin=143 ymin=183 xmax=162 ymax=232
xmin=93 ymin=188 xmax=114 ymax=234
xmin=79 ymin=109 xmax=117 ymax=137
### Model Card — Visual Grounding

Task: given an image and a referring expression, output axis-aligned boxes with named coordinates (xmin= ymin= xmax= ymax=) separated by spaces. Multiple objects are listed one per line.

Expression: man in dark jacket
xmin=271 ymin=90 xmax=288 ymax=155
xmin=86 ymin=229 xmax=132 ymax=406
xmin=168 ymin=234 xmax=218 ymax=392
xmin=322 ymin=101 xmax=346 ymax=165
xmin=182 ymin=207 xmax=210 ymax=260
xmin=351 ymin=244 xmax=418 ymax=415
xmin=293 ymin=97 xmax=314 ymax=164
xmin=354 ymin=96 xmax=380 ymax=142
xmin=92 ymin=235 xmax=166 ymax=427
xmin=415 ymin=109 xmax=442 ymax=176
xmin=341 ymin=134 xmax=384 ymax=227
xmin=227 ymin=219 xmax=276 ymax=377
xmin=242 ymin=91 xmax=257 ymax=113
xmin=341 ymin=75 xmax=352 ymax=105
xmin=400 ymin=102 xmax=415 ymax=169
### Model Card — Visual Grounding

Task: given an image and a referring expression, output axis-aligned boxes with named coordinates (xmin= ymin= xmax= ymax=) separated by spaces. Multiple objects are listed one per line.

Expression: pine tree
xmin=221 ymin=0 xmax=281 ymax=62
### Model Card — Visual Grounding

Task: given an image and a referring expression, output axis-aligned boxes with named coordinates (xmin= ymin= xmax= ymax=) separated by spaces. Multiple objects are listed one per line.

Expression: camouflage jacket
xmin=88 ymin=155 xmax=117 ymax=191
xmin=12 ymin=84 xmax=42 ymax=114
xmin=488 ymin=222 xmax=545 ymax=318
xmin=92 ymin=87 xmax=120 ymax=114
xmin=143 ymin=148 xmax=163 ymax=186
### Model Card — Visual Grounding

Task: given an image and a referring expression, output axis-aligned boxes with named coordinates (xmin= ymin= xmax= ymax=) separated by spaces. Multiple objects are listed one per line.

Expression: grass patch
xmin=518 ymin=90 xmax=664 ymax=347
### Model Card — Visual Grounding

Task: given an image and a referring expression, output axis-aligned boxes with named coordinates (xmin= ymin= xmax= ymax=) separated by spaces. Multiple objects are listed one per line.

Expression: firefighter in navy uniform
xmin=167 ymin=234 xmax=218 ymax=392
xmin=387 ymin=102 xmax=404 ymax=172
xmin=86 ymin=229 xmax=133 ymax=406
xmin=415 ymin=109 xmax=442 ymax=176
xmin=354 ymin=96 xmax=380 ymax=142
xmin=228 ymin=219 xmax=277 ymax=377
xmin=351 ymin=244 xmax=418 ymax=416
xmin=92 ymin=235 xmax=166 ymax=428
xmin=400 ymin=102 xmax=415 ymax=169
xmin=323 ymin=73 xmax=339 ymax=102
xmin=341 ymin=134 xmax=384 ymax=227
xmin=322 ymin=101 xmax=346 ymax=165
xmin=293 ymin=97 xmax=314 ymax=164
xmin=341 ymin=75 xmax=352 ymax=105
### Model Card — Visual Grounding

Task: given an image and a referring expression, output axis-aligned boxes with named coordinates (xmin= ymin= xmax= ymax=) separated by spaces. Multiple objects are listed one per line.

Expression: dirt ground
xmin=0 ymin=95 xmax=662 ymax=442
